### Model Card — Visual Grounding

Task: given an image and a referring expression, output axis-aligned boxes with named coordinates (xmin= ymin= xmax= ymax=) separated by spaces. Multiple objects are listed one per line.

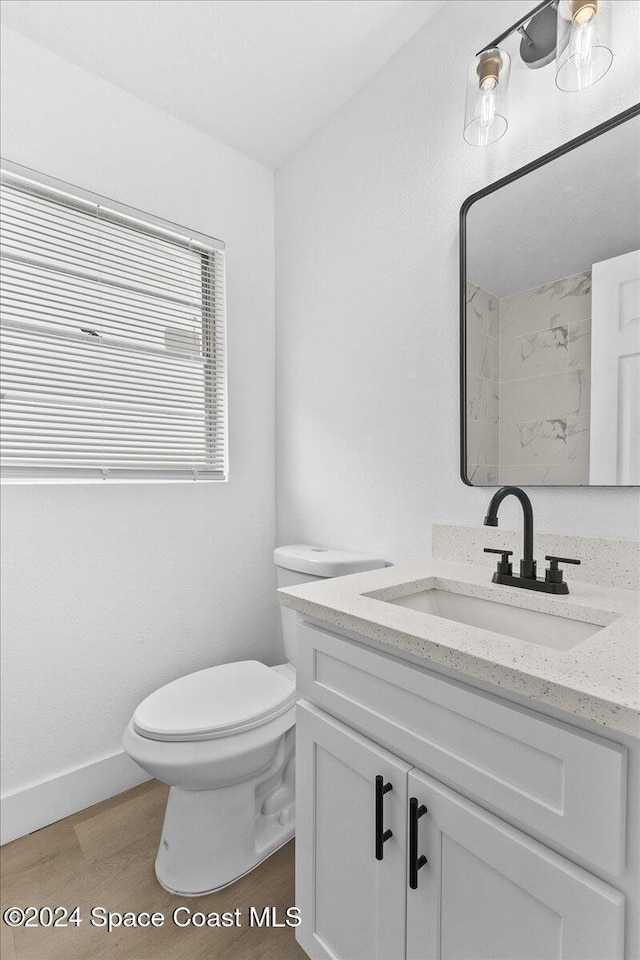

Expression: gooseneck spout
xmin=484 ymin=486 xmax=536 ymax=580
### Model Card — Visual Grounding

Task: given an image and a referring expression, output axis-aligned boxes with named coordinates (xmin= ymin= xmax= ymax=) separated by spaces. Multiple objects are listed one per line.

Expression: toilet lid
xmin=133 ymin=661 xmax=296 ymax=742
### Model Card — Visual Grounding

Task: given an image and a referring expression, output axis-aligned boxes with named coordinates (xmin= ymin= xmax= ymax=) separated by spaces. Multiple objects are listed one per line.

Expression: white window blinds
xmin=0 ymin=164 xmax=227 ymax=480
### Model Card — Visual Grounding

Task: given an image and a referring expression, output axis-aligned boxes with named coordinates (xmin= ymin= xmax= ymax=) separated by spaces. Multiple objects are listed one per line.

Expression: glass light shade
xmin=464 ymin=48 xmax=511 ymax=147
xmin=556 ymin=0 xmax=613 ymax=92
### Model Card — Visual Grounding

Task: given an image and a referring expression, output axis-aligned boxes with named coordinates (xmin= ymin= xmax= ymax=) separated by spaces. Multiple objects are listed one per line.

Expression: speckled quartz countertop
xmin=277 ymin=559 xmax=640 ymax=737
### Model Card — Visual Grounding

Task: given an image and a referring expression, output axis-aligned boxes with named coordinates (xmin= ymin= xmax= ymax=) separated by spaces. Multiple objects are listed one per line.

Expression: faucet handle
xmin=545 ymin=555 xmax=581 ymax=585
xmin=484 ymin=548 xmax=513 ymax=576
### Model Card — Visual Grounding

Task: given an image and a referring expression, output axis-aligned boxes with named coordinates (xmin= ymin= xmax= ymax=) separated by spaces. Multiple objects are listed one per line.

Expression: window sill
xmin=1 ymin=475 xmax=228 ymax=485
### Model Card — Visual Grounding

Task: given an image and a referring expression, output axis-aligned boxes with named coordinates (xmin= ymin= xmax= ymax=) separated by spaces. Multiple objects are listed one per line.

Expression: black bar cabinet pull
xmin=409 ymin=797 xmax=428 ymax=889
xmin=375 ymin=775 xmax=393 ymax=860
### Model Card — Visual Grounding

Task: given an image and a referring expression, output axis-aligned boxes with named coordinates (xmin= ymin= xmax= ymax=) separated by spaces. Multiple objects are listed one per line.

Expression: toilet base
xmin=154 ymin=729 xmax=295 ymax=895
xmin=155 ymin=833 xmax=294 ymax=897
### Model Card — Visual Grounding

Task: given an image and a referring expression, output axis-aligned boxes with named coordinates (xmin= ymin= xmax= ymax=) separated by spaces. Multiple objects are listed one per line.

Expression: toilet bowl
xmin=123 ymin=661 xmax=297 ymax=895
xmin=123 ymin=545 xmax=384 ymax=896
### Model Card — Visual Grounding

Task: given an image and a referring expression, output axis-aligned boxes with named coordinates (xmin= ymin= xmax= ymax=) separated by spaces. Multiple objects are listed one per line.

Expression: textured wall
xmin=275 ymin=0 xmax=640 ymax=562
xmin=0 ymin=30 xmax=277 ymax=795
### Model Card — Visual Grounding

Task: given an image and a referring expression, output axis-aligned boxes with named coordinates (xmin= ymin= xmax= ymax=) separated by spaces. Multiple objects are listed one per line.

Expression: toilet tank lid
xmin=274 ymin=544 xmax=385 ymax=577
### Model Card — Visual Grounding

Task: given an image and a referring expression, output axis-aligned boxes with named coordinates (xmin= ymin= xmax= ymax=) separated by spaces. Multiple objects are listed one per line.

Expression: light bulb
xmin=480 ymin=78 xmax=497 ymax=129
xmin=572 ymin=18 xmax=595 ymax=85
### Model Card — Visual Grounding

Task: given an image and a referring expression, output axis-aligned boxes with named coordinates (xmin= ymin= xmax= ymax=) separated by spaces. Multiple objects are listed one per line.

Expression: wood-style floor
xmin=0 ymin=780 xmax=308 ymax=960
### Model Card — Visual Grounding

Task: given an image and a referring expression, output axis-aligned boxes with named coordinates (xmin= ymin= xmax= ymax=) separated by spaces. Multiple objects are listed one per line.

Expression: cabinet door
xmin=406 ymin=770 xmax=625 ymax=960
xmin=296 ymin=701 xmax=410 ymax=960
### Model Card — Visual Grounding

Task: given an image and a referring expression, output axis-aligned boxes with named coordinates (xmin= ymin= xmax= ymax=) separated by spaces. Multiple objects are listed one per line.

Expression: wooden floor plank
xmin=68 ymin=780 xmax=156 ymax=828
xmin=0 ymin=922 xmax=17 ymax=960
xmin=1 ymin=819 xmax=83 ymax=885
xmin=73 ymin=782 xmax=169 ymax=861
xmin=1 ymin=780 xmax=308 ymax=960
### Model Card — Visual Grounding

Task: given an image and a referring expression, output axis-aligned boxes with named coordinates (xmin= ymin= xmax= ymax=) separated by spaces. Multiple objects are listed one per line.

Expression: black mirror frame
xmin=459 ymin=102 xmax=640 ymax=487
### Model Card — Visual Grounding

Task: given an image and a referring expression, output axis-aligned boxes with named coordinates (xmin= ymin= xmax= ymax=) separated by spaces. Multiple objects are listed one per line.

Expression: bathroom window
xmin=0 ymin=163 xmax=227 ymax=480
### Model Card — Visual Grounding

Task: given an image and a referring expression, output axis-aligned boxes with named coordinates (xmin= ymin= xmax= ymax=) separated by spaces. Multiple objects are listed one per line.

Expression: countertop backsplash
xmin=432 ymin=524 xmax=640 ymax=592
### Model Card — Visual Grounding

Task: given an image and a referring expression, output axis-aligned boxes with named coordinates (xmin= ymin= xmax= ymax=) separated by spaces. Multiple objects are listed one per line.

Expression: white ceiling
xmin=0 ymin=0 xmax=447 ymax=168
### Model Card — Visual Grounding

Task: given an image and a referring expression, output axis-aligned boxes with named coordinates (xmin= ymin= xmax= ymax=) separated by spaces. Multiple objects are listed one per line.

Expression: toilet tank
xmin=274 ymin=545 xmax=385 ymax=666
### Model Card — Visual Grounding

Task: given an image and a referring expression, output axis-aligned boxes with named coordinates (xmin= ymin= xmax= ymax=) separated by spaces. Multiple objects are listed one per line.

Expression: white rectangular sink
xmin=385 ymin=588 xmax=606 ymax=651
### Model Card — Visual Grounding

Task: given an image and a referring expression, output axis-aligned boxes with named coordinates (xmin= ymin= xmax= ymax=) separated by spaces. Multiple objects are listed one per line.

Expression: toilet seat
xmin=133 ymin=660 xmax=296 ymax=743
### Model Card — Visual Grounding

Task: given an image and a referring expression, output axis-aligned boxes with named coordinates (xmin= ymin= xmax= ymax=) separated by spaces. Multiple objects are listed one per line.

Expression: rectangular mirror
xmin=461 ymin=107 xmax=640 ymax=487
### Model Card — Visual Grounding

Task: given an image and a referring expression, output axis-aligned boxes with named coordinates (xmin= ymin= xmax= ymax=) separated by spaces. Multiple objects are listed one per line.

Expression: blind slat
xmin=0 ymin=167 xmax=227 ymax=479
xmin=1 ymin=196 xmax=207 ymax=275
xmin=1 ymin=176 xmax=219 ymax=254
xmin=1 ymin=321 xmax=224 ymax=364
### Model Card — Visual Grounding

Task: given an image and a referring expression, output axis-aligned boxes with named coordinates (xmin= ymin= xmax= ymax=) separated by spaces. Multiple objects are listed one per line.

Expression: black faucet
xmin=483 ymin=486 xmax=580 ymax=595
xmin=484 ymin=486 xmax=536 ymax=580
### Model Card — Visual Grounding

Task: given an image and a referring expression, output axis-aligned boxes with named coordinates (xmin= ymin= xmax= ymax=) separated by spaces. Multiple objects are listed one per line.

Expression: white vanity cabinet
xmin=294 ymin=620 xmax=630 ymax=960
xmin=296 ymin=702 xmax=409 ymax=960
xmin=406 ymin=768 xmax=623 ymax=960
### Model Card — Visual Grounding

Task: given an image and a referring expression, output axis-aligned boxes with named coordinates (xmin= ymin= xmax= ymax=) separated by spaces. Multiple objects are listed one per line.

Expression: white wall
xmin=0 ymin=30 xmax=277 ymax=809
xmin=275 ymin=0 xmax=640 ymax=561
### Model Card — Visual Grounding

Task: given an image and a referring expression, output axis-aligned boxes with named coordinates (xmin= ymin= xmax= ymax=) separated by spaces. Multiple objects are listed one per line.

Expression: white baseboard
xmin=1 ymin=750 xmax=151 ymax=845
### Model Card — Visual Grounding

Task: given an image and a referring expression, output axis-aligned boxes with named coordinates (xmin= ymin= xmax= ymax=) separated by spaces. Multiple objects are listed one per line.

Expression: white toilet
xmin=123 ymin=544 xmax=384 ymax=896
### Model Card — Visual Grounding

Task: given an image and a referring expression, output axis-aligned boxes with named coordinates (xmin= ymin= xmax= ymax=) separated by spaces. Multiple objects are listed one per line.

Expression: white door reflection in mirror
xmin=590 ymin=249 xmax=640 ymax=485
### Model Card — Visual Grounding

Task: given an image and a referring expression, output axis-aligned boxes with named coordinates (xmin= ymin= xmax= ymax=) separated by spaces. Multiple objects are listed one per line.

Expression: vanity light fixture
xmin=465 ymin=0 xmax=614 ymax=146
xmin=463 ymin=47 xmax=511 ymax=146
xmin=556 ymin=0 xmax=613 ymax=91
